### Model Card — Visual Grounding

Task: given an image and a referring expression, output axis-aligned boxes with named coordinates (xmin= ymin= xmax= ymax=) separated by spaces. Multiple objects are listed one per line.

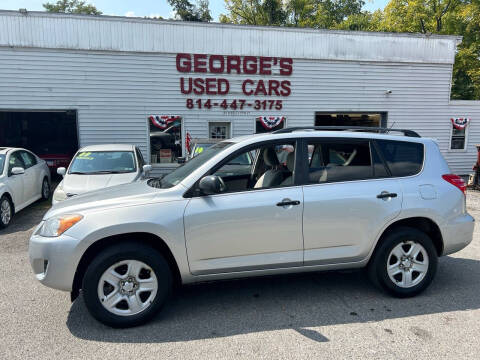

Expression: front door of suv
xmin=301 ymin=138 xmax=402 ymax=265
xmin=184 ymin=140 xmax=304 ymax=275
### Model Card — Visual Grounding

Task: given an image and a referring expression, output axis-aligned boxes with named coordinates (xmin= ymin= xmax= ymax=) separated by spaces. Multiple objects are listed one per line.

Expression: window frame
xmin=449 ymin=122 xmax=469 ymax=152
xmin=184 ymin=138 xmax=305 ymax=198
xmin=208 ymin=121 xmax=232 ymax=140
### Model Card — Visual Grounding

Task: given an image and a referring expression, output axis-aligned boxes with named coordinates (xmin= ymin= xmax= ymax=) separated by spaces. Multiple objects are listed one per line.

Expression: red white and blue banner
xmin=257 ymin=116 xmax=286 ymax=130
xmin=149 ymin=115 xmax=181 ymax=129
xmin=451 ymin=117 xmax=471 ymax=130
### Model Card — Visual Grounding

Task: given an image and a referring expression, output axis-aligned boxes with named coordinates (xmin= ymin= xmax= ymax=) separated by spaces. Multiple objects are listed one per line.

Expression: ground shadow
xmin=67 ymin=256 xmax=480 ymax=343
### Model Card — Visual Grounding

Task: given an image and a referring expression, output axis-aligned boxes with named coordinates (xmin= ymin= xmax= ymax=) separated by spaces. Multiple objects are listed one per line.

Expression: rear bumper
xmin=442 ymin=213 xmax=475 ymax=256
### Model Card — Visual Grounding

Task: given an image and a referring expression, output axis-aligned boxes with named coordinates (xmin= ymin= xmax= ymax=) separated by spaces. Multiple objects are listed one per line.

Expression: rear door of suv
xmin=301 ymin=137 xmax=403 ymax=265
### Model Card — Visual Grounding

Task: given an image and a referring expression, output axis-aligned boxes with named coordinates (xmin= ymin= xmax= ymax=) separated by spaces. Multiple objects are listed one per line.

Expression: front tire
xmin=82 ymin=242 xmax=172 ymax=328
xmin=0 ymin=195 xmax=13 ymax=229
xmin=368 ymin=227 xmax=438 ymax=298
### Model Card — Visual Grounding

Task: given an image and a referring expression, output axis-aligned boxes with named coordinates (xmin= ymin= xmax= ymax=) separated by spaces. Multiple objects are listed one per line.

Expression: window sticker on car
xmin=77 ymin=152 xmax=94 ymax=160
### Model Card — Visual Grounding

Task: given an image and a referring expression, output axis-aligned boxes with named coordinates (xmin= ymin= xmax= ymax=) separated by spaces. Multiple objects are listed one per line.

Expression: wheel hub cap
xmin=119 ymin=277 xmax=138 ymax=295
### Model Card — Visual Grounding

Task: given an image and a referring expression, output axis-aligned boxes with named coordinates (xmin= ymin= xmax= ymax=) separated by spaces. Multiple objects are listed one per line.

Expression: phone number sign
xmin=176 ymin=53 xmax=292 ymax=111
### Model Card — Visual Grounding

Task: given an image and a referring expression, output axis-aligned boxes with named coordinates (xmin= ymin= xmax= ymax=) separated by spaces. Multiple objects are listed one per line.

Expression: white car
xmin=53 ymin=144 xmax=151 ymax=204
xmin=0 ymin=147 xmax=51 ymax=228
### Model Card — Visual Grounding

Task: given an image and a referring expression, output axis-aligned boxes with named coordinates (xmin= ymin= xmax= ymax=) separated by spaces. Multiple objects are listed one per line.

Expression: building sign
xmin=176 ymin=53 xmax=292 ymax=111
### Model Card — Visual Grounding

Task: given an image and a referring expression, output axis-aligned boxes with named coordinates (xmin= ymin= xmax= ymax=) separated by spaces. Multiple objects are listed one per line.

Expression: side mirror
xmin=142 ymin=164 xmax=152 ymax=174
xmin=177 ymin=157 xmax=186 ymax=164
xmin=57 ymin=167 xmax=66 ymax=176
xmin=11 ymin=167 xmax=25 ymax=175
xmin=198 ymin=175 xmax=224 ymax=195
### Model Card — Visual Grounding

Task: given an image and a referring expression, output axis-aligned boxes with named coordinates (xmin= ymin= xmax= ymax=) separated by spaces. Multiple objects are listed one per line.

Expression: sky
xmin=0 ymin=0 xmax=390 ymax=21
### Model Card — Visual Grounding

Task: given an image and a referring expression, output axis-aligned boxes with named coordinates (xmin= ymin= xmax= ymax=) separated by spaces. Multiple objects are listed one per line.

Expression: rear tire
xmin=0 ymin=195 xmax=13 ymax=229
xmin=82 ymin=242 xmax=172 ymax=328
xmin=41 ymin=177 xmax=50 ymax=201
xmin=368 ymin=227 xmax=438 ymax=298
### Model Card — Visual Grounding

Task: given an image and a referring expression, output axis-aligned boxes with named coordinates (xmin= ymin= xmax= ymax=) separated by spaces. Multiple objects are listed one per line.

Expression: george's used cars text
xmin=29 ymin=128 xmax=474 ymax=328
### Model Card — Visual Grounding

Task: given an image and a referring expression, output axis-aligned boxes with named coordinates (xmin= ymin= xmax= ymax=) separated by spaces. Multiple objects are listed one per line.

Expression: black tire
xmin=0 ymin=195 xmax=13 ymax=229
xmin=82 ymin=242 xmax=172 ymax=328
xmin=41 ymin=177 xmax=50 ymax=201
xmin=368 ymin=227 xmax=438 ymax=298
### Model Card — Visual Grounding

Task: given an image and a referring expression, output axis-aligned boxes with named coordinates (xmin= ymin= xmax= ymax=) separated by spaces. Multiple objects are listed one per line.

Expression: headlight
xmin=38 ymin=214 xmax=83 ymax=237
xmin=53 ymin=186 xmax=67 ymax=202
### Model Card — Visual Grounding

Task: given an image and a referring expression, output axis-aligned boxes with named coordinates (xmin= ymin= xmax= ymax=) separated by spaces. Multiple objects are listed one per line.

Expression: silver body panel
xmin=29 ymin=131 xmax=475 ymax=292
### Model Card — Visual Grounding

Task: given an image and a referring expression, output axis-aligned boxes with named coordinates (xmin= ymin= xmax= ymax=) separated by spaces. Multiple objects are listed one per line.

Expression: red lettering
xmin=209 ymin=55 xmax=225 ymax=73
xmin=176 ymin=54 xmax=191 ymax=73
xmin=254 ymin=80 xmax=267 ymax=96
xmin=280 ymin=80 xmax=291 ymax=96
xmin=242 ymin=79 xmax=255 ymax=96
xmin=205 ymin=78 xmax=217 ymax=95
xmin=279 ymin=58 xmax=293 ymax=76
xmin=226 ymin=56 xmax=241 ymax=74
xmin=268 ymin=80 xmax=280 ymax=96
xmin=259 ymin=57 xmax=272 ymax=75
xmin=243 ymin=56 xmax=257 ymax=75
xmin=218 ymin=78 xmax=230 ymax=95
xmin=193 ymin=54 xmax=208 ymax=73
xmin=180 ymin=77 xmax=192 ymax=94
xmin=193 ymin=78 xmax=204 ymax=95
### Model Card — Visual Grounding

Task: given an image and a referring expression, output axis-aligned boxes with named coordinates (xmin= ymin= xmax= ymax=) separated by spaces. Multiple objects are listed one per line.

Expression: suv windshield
xmin=149 ymin=142 xmax=233 ymax=189
xmin=0 ymin=155 xmax=5 ymax=173
xmin=69 ymin=151 xmax=136 ymax=174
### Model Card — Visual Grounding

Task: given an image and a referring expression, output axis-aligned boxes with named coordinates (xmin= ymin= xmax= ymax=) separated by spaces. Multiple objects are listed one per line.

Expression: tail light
xmin=442 ymin=174 xmax=466 ymax=195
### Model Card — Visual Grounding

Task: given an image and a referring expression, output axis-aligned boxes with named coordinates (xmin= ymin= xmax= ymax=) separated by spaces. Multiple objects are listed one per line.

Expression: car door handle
xmin=276 ymin=200 xmax=301 ymax=207
xmin=376 ymin=192 xmax=397 ymax=199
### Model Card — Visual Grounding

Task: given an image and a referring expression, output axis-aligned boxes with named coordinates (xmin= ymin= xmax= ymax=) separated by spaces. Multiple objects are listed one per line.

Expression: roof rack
xmin=272 ymin=126 xmax=421 ymax=137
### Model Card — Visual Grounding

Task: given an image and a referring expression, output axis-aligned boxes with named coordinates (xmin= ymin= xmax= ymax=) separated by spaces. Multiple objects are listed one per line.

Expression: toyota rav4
xmin=29 ymin=127 xmax=475 ymax=328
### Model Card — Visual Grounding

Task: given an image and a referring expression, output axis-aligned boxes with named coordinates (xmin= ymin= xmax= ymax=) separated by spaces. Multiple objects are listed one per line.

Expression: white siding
xmin=0 ymin=11 xmax=459 ymax=64
xmin=0 ymin=47 xmax=478 ymax=174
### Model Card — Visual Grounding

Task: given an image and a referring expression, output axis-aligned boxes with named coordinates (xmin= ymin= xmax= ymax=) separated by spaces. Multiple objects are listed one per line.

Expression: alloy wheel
xmin=97 ymin=260 xmax=158 ymax=316
xmin=387 ymin=241 xmax=429 ymax=288
xmin=1 ymin=199 xmax=11 ymax=226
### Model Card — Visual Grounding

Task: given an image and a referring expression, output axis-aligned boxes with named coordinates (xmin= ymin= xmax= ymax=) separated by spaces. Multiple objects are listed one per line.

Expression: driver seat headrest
xmin=263 ymin=148 xmax=279 ymax=167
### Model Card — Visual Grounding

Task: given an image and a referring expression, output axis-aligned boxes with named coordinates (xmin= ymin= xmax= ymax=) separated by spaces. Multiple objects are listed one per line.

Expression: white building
xmin=0 ymin=10 xmax=479 ymax=175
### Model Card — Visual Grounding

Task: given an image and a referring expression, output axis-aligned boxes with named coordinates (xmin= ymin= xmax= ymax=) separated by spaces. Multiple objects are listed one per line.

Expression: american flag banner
xmin=149 ymin=115 xmax=182 ymax=129
xmin=451 ymin=117 xmax=471 ymax=130
xmin=257 ymin=116 xmax=286 ymax=130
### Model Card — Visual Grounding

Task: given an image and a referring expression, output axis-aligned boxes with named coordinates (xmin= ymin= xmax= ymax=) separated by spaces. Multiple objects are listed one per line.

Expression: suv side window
xmin=376 ymin=140 xmax=424 ymax=177
xmin=209 ymin=141 xmax=296 ymax=194
xmin=19 ymin=151 xmax=37 ymax=169
xmin=8 ymin=151 xmax=26 ymax=176
xmin=307 ymin=139 xmax=374 ymax=183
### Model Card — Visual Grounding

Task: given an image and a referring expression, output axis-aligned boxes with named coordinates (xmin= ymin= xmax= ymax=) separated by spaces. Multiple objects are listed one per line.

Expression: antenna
xmin=386 ymin=121 xmax=396 ymax=134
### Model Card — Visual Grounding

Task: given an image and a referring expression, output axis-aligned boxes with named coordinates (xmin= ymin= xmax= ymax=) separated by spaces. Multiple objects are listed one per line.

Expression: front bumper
xmin=29 ymin=230 xmax=81 ymax=292
xmin=442 ymin=213 xmax=475 ymax=256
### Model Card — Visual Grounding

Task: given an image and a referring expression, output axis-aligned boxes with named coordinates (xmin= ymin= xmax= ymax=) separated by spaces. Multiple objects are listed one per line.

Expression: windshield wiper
xmin=69 ymin=171 xmax=89 ymax=175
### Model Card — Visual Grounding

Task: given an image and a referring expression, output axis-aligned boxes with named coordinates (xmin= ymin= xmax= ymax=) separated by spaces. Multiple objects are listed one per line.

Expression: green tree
xmin=168 ymin=0 xmax=213 ymax=22
xmin=43 ymin=0 xmax=102 ymax=15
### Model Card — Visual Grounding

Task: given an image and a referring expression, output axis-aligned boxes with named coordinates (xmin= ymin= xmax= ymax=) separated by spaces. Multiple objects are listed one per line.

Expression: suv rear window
xmin=376 ymin=140 xmax=424 ymax=177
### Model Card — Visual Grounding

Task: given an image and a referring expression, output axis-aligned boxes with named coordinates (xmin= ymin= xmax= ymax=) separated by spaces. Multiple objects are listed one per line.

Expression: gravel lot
xmin=1 ymin=192 xmax=480 ymax=360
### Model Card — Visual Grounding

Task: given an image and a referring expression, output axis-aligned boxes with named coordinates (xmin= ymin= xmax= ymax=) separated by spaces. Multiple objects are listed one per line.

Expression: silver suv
xmin=29 ymin=127 xmax=475 ymax=328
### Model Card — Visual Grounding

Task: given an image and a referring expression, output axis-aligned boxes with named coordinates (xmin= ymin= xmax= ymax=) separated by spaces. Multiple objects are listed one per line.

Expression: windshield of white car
xmin=69 ymin=151 xmax=136 ymax=175
xmin=149 ymin=142 xmax=234 ymax=189
xmin=0 ymin=155 xmax=4 ymax=173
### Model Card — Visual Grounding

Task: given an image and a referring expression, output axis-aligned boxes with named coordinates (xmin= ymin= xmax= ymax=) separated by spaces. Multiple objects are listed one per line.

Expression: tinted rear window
xmin=376 ymin=140 xmax=424 ymax=177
